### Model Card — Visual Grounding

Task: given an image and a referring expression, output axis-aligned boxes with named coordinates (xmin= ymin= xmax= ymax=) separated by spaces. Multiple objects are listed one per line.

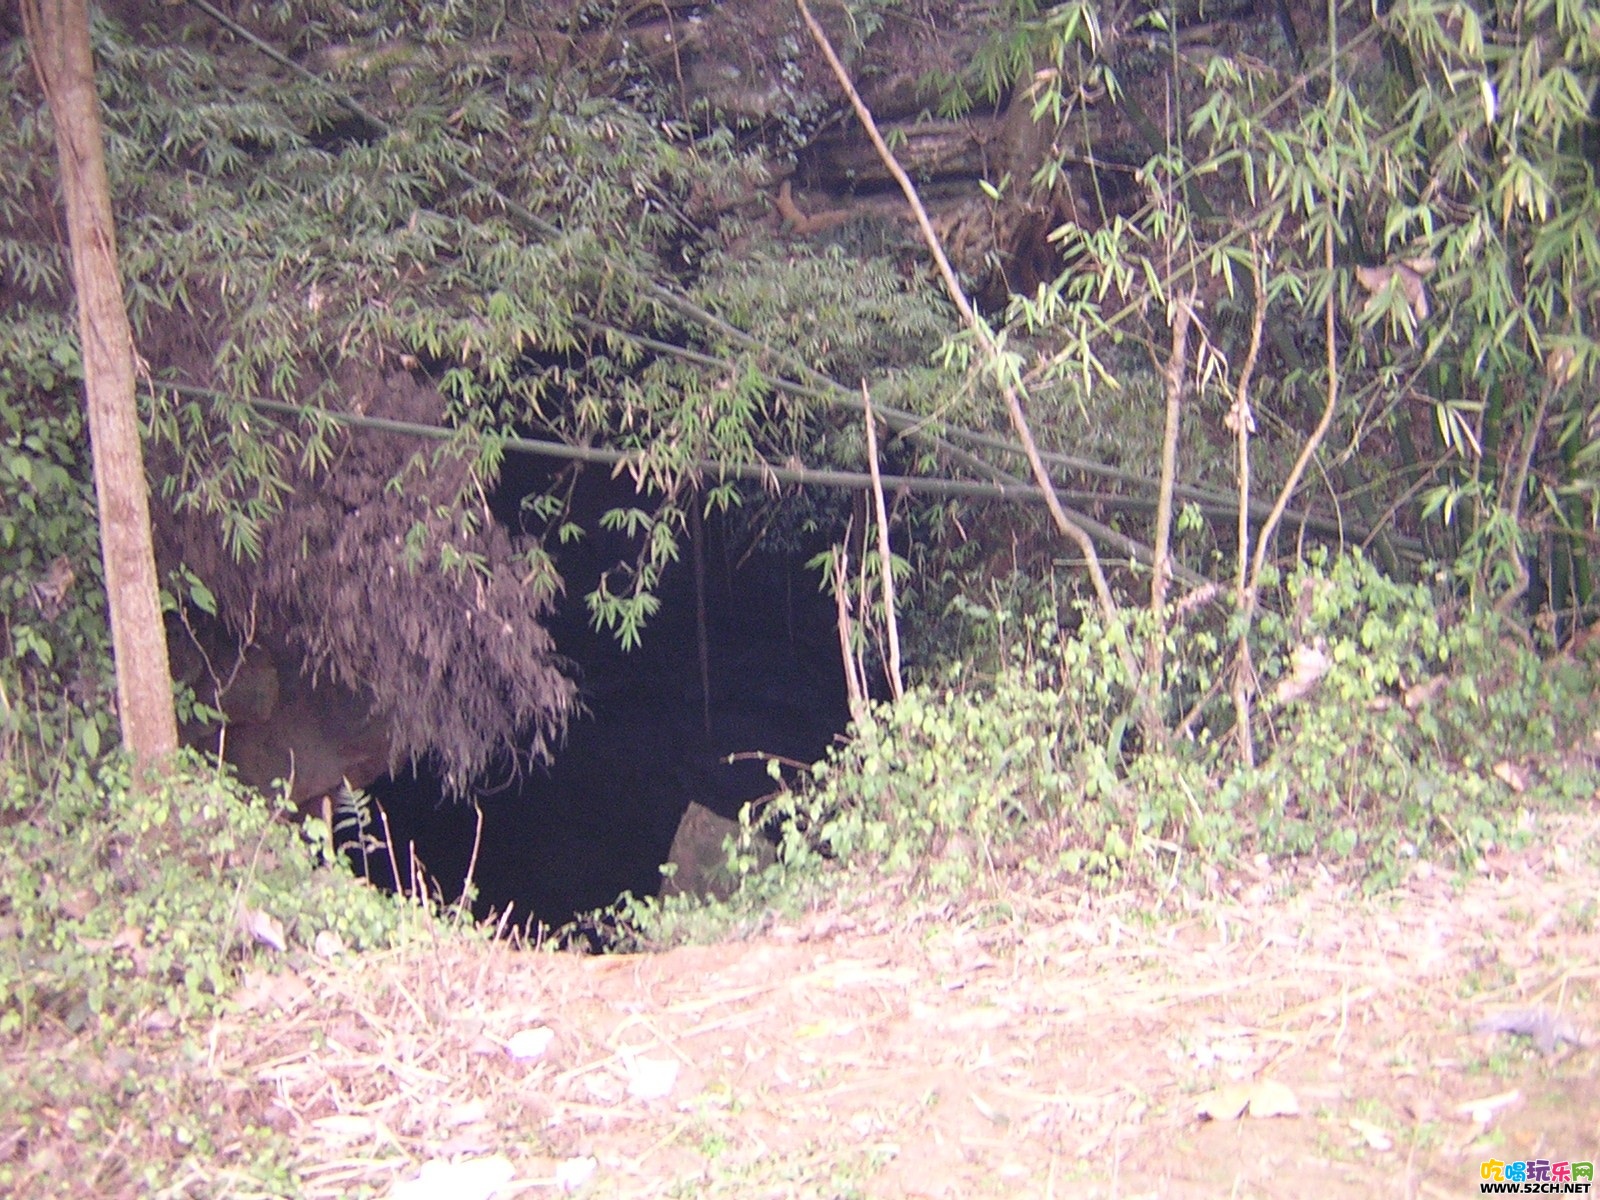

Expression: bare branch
xmin=796 ymin=0 xmax=1127 ymax=636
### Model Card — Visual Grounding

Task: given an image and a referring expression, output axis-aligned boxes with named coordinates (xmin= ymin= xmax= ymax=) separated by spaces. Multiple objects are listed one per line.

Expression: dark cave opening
xmin=357 ymin=461 xmax=853 ymax=936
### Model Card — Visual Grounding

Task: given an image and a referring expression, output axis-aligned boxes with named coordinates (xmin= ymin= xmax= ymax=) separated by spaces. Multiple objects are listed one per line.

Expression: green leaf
xmin=79 ymin=717 xmax=100 ymax=759
xmin=188 ymin=577 xmax=217 ymax=616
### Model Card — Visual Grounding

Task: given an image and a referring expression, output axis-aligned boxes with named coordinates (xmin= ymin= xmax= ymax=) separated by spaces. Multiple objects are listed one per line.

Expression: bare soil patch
xmin=7 ymin=807 xmax=1600 ymax=1198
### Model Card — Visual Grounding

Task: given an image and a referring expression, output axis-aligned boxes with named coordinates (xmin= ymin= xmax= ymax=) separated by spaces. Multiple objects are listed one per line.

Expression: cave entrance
xmin=360 ymin=464 xmax=853 ymax=937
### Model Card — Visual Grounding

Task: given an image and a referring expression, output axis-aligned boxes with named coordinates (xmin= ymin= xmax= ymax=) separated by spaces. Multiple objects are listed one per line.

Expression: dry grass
xmin=5 ymin=805 xmax=1600 ymax=1198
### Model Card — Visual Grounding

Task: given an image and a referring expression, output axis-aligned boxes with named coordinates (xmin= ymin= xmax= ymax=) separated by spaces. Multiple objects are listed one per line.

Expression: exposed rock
xmin=147 ymin=358 xmax=576 ymax=796
xmin=660 ymin=800 xmax=777 ymax=901
xmin=168 ymin=626 xmax=389 ymax=807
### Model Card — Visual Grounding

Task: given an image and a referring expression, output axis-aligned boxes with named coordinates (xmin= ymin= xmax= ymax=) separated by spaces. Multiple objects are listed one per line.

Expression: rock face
xmin=660 ymin=801 xmax=778 ymax=901
xmin=221 ymin=665 xmax=389 ymax=809
xmin=149 ymin=365 xmax=576 ymax=797
xmin=168 ymin=624 xmax=390 ymax=808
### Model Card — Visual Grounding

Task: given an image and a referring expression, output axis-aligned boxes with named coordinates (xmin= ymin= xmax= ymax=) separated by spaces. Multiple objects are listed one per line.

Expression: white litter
xmin=388 ymin=1154 xmax=514 ymax=1200
xmin=506 ymin=1026 xmax=555 ymax=1061
xmin=626 ymin=1055 xmax=679 ymax=1100
xmin=555 ymin=1155 xmax=598 ymax=1192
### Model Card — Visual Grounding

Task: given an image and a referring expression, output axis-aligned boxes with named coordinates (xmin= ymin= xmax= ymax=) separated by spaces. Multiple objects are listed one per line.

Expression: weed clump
xmin=0 ymin=751 xmax=427 ymax=1035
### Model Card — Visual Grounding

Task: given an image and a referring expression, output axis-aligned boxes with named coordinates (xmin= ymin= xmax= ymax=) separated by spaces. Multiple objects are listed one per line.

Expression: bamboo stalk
xmin=862 ymin=384 xmax=903 ymax=702
xmin=154 ymin=381 xmax=1213 ymax=585
xmin=1229 ymin=246 xmax=1267 ymax=768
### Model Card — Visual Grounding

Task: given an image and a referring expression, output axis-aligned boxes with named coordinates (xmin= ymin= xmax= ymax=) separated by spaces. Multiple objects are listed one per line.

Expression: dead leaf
xmin=1349 ymin=1117 xmax=1394 ymax=1150
xmin=60 ymin=889 xmax=97 ymax=921
xmin=238 ymin=904 xmax=286 ymax=952
xmin=1196 ymin=1085 xmax=1252 ymax=1121
xmin=1402 ymin=676 xmax=1448 ymax=711
xmin=326 ymin=1015 xmax=375 ymax=1050
xmin=111 ymin=926 xmax=150 ymax=970
xmin=264 ymin=971 xmax=312 ymax=1013
xmin=1245 ymin=1080 xmax=1300 ymax=1118
xmin=1394 ymin=263 xmax=1429 ymax=319
xmin=1545 ymin=344 xmax=1577 ymax=386
xmin=1452 ymin=1088 xmax=1520 ymax=1123
xmin=583 ymin=1074 xmax=623 ymax=1104
xmin=1402 ymin=1093 xmax=1438 ymax=1124
xmin=506 ymin=1026 xmax=555 ymax=1061
xmin=313 ymin=929 xmax=346 ymax=958
xmin=555 ymin=1156 xmax=597 ymax=1192
xmin=435 ymin=1128 xmax=496 ymax=1158
xmin=30 ymin=556 xmax=75 ymax=617
xmin=1354 ymin=264 xmax=1391 ymax=294
xmin=1224 ymin=395 xmax=1256 ymax=435
xmin=969 ymin=1092 xmax=1008 ymax=1126
xmin=1197 ymin=1080 xmax=1299 ymax=1121
xmin=230 ymin=969 xmax=275 ymax=1013
xmin=444 ymin=1101 xmax=489 ymax=1128
xmin=1273 ymin=640 xmax=1330 ymax=704
xmin=626 ymin=1056 xmax=679 ymax=1100
xmin=1492 ymin=761 xmax=1530 ymax=793
xmin=313 ymin=1114 xmax=380 ymax=1141
xmin=1473 ymin=1008 xmax=1582 ymax=1054
xmin=1356 ymin=260 xmax=1431 ymax=322
xmin=233 ymin=967 xmax=310 ymax=1014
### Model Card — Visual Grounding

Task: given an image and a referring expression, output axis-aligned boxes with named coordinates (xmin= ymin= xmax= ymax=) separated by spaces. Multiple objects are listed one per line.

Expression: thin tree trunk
xmin=25 ymin=0 xmax=178 ymax=773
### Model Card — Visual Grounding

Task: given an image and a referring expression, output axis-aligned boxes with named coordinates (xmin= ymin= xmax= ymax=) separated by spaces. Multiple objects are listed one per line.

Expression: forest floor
xmin=10 ymin=803 xmax=1600 ymax=1199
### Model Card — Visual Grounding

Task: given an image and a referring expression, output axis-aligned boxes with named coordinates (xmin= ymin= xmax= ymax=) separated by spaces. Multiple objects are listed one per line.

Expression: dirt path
xmin=206 ymin=808 xmax=1600 ymax=1199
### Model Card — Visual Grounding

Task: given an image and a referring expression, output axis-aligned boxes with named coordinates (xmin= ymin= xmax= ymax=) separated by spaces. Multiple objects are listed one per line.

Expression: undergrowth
xmin=0 ymin=751 xmax=449 ymax=1196
xmin=619 ymin=552 xmax=1600 ymax=948
xmin=0 ymin=750 xmax=431 ymax=1035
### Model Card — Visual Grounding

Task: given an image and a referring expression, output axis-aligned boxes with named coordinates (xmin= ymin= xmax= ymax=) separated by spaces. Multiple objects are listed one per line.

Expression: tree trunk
xmin=25 ymin=0 xmax=178 ymax=773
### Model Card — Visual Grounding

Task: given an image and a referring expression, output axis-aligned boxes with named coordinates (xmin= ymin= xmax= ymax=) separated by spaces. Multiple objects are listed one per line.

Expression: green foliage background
xmin=2 ymin=0 xmax=1598 ymax=943
xmin=5 ymin=8 xmax=1597 ymax=1196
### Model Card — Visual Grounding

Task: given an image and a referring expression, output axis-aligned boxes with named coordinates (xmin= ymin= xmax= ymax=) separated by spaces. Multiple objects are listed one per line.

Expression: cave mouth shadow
xmin=358 ymin=536 xmax=852 ymax=942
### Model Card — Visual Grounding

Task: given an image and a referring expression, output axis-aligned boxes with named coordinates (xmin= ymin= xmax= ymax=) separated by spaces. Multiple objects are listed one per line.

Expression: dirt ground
xmin=8 ymin=805 xmax=1599 ymax=1199
xmin=193 ymin=804 xmax=1599 ymax=1200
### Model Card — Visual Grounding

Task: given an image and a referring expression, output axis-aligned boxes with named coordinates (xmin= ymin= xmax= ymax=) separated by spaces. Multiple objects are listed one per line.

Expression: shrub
xmin=761 ymin=553 xmax=1599 ymax=900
